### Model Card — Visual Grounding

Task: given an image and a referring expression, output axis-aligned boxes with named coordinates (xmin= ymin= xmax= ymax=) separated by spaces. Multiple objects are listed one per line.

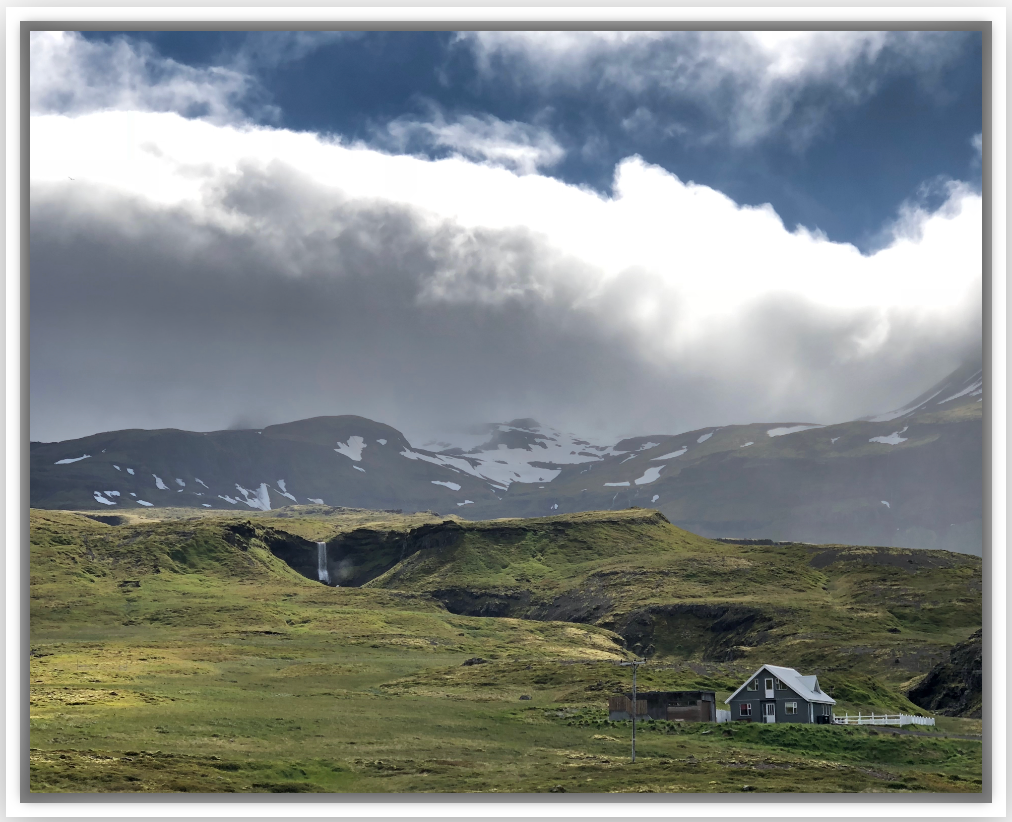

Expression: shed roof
xmin=617 ymin=690 xmax=716 ymax=698
xmin=725 ymin=664 xmax=836 ymax=705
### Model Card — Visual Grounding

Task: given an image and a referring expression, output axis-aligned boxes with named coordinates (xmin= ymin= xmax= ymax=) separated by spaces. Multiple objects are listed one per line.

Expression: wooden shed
xmin=608 ymin=690 xmax=717 ymax=722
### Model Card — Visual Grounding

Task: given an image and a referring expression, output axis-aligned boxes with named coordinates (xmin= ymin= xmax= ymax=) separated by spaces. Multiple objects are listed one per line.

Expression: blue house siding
xmin=726 ymin=669 xmax=833 ymax=724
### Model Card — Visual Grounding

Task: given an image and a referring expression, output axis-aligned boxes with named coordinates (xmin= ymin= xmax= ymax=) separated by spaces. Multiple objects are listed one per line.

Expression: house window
xmin=740 ymin=703 xmax=752 ymax=717
xmin=776 ymin=678 xmax=788 ymax=690
xmin=746 ymin=679 xmax=758 ymax=691
xmin=785 ymin=702 xmax=797 ymax=715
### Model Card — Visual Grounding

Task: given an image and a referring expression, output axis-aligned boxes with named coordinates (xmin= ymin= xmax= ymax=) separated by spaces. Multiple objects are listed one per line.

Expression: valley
xmin=28 ymin=505 xmax=982 ymax=793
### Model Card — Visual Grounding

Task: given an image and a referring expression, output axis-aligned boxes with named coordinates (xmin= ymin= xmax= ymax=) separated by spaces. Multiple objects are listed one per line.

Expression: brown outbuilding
xmin=608 ymin=690 xmax=718 ymax=722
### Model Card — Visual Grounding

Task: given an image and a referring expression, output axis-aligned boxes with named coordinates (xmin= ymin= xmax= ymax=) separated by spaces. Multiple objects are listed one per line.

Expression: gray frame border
xmin=19 ymin=18 xmax=993 ymax=811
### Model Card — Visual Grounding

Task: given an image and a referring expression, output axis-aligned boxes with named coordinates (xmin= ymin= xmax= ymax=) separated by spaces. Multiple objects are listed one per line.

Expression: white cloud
xmin=31 ymin=109 xmax=980 ymax=346
xmin=29 ymin=31 xmax=261 ymax=123
xmin=383 ymin=107 xmax=565 ymax=174
xmin=458 ymin=31 xmax=967 ymax=148
xmin=29 ymin=107 xmax=980 ymax=441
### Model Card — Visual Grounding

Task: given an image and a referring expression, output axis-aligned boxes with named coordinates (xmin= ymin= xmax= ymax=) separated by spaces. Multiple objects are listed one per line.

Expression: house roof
xmin=724 ymin=664 xmax=837 ymax=705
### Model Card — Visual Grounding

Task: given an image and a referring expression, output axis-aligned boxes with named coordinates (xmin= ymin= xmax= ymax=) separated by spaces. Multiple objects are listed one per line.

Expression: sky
xmin=29 ymin=29 xmax=983 ymax=445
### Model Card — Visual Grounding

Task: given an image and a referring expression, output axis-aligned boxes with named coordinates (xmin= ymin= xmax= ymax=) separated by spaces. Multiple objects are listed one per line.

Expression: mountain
xmin=30 ymin=360 xmax=983 ymax=554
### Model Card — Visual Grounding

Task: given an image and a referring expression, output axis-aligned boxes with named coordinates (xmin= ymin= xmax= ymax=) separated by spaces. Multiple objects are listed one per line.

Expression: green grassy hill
xmin=360 ymin=509 xmax=980 ymax=689
xmin=29 ymin=507 xmax=982 ymax=793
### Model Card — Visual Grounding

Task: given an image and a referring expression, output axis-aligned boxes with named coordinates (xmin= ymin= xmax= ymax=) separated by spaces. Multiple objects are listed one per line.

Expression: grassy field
xmin=365 ymin=509 xmax=980 ymax=689
xmin=28 ymin=508 xmax=982 ymax=793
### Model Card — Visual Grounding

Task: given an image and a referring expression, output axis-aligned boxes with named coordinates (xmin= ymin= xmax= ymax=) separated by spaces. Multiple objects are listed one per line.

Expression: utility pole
xmin=619 ymin=659 xmax=646 ymax=762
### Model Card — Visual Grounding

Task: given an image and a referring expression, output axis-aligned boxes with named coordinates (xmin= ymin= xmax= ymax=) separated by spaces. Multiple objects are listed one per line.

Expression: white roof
xmin=725 ymin=664 xmax=836 ymax=705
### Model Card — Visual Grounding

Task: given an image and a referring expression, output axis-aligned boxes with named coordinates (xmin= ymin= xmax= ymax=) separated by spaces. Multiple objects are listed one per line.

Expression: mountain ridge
xmin=30 ymin=360 xmax=983 ymax=554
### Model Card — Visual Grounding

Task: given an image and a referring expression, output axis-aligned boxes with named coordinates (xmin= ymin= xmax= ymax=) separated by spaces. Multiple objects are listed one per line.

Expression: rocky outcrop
xmin=907 ymin=629 xmax=982 ymax=717
xmin=605 ymin=603 xmax=779 ymax=661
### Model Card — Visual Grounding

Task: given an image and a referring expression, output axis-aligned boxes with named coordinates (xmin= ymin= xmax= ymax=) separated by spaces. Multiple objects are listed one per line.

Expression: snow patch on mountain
xmin=135 ymin=499 xmax=153 ymax=507
xmin=335 ymin=436 xmax=367 ymax=461
xmin=194 ymin=477 xmax=208 ymax=488
xmin=870 ymin=427 xmax=908 ymax=445
xmin=697 ymin=432 xmax=713 ymax=443
xmin=153 ymin=474 xmax=169 ymax=490
xmin=634 ymin=466 xmax=665 ymax=485
xmin=431 ymin=480 xmax=462 ymax=491
xmin=93 ymin=491 xmax=116 ymax=505
xmin=868 ymin=389 xmax=944 ymax=422
xmin=401 ymin=444 xmax=561 ymax=487
xmin=767 ymin=425 xmax=823 ymax=437
xmin=651 ymin=447 xmax=687 ymax=460
xmin=604 ymin=481 xmax=630 ymax=487
xmin=175 ymin=478 xmax=185 ymax=487
xmin=126 ymin=468 xmax=135 ymax=475
xmin=938 ymin=374 xmax=983 ymax=404
xmin=740 ymin=442 xmax=754 ymax=448
xmin=275 ymin=480 xmax=297 ymax=502
xmin=308 ymin=498 xmax=323 ymax=504
xmin=235 ymin=483 xmax=271 ymax=510
xmin=55 ymin=454 xmax=90 ymax=464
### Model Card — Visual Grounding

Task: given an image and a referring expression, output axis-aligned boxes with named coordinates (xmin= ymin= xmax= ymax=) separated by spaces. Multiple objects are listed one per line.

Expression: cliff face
xmin=907 ymin=628 xmax=982 ymax=718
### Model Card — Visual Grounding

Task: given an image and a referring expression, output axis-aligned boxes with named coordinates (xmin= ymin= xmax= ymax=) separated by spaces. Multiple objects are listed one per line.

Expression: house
xmin=726 ymin=664 xmax=835 ymax=724
xmin=608 ymin=690 xmax=717 ymax=722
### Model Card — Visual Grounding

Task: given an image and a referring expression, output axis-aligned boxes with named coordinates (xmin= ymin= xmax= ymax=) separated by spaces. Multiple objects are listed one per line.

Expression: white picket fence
xmin=833 ymin=712 xmax=935 ymax=727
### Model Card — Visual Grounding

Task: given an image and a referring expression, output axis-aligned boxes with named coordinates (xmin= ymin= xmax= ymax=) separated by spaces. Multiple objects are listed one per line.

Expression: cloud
xmin=381 ymin=106 xmax=565 ymax=174
xmin=227 ymin=31 xmax=360 ymax=72
xmin=29 ymin=31 xmax=266 ymax=123
xmin=970 ymin=132 xmax=983 ymax=171
xmin=458 ymin=31 xmax=971 ymax=148
xmin=29 ymin=110 xmax=980 ymax=443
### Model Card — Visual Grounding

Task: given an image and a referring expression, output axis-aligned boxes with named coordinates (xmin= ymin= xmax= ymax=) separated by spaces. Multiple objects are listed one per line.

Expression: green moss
xmin=28 ymin=508 xmax=981 ymax=794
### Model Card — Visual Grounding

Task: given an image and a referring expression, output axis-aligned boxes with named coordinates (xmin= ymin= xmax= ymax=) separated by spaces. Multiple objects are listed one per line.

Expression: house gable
xmin=725 ymin=664 xmax=835 ymax=706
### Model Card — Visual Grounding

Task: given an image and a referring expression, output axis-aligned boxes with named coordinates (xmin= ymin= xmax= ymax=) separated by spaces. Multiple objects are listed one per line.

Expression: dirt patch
xmin=807 ymin=547 xmax=970 ymax=572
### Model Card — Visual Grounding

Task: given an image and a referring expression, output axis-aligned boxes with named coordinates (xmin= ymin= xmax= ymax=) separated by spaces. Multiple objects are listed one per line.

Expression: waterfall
xmin=317 ymin=541 xmax=330 ymax=584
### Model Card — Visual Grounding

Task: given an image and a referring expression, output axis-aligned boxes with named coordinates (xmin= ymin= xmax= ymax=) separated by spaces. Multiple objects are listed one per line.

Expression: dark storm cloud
xmin=29 ymin=173 xmax=644 ymax=443
xmin=29 ymin=158 xmax=980 ymax=446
